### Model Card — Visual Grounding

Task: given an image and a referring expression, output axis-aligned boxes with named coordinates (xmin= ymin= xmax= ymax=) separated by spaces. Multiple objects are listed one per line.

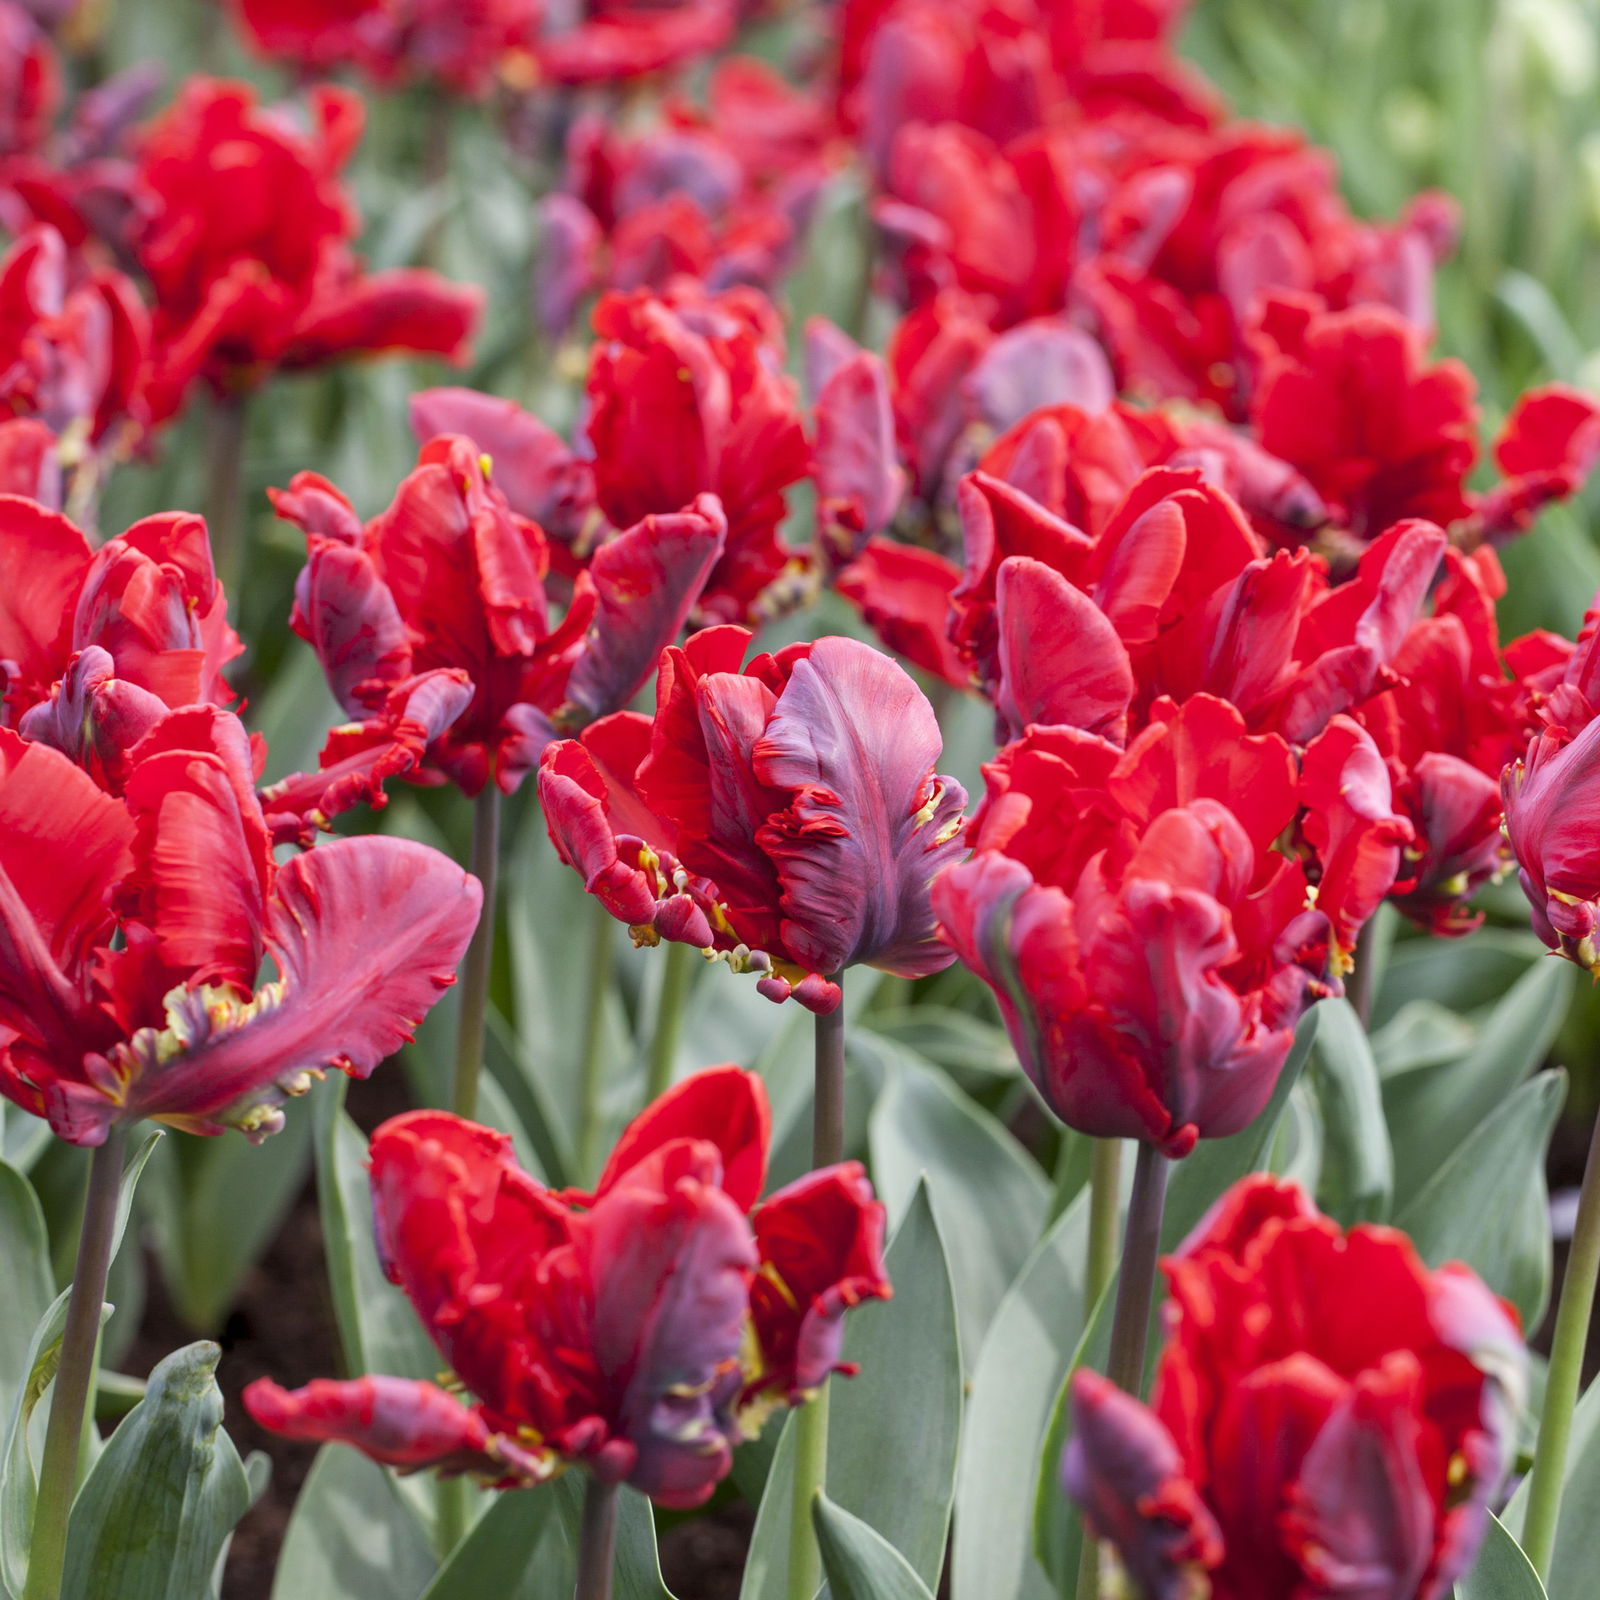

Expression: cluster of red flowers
xmin=2 ymin=0 xmax=1591 ymax=1586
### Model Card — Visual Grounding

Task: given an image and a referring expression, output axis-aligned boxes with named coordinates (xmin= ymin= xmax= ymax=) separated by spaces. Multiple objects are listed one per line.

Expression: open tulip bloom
xmin=245 ymin=1065 xmax=891 ymax=1507
xmin=539 ymin=627 xmax=969 ymax=1013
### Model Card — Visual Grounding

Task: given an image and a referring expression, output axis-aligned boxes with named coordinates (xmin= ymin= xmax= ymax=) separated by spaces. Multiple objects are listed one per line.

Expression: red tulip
xmin=584 ymin=283 xmax=809 ymax=625
xmin=245 ymin=1066 xmax=889 ymax=1506
xmin=932 ymin=697 xmax=1355 ymax=1155
xmin=539 ymin=629 xmax=968 ymax=1013
xmin=132 ymin=79 xmax=480 ymax=422
xmin=0 ymin=707 xmax=480 ymax=1144
xmin=1064 ymin=1175 xmax=1526 ymax=1600
xmin=0 ymin=223 xmax=149 ymax=458
xmin=0 ymin=1 xmax=57 ymax=159
xmin=532 ymin=0 xmax=735 ymax=85
xmin=231 ymin=0 xmax=538 ymax=97
xmin=274 ymin=436 xmax=726 ymax=801
xmin=1475 ymin=383 xmax=1600 ymax=541
xmin=0 ymin=497 xmax=240 ymax=782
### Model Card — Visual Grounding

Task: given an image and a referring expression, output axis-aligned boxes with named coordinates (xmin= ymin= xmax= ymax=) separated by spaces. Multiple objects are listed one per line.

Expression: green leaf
xmin=951 ymin=1189 xmax=1095 ymax=1600
xmin=1394 ymin=1070 xmax=1566 ymax=1327
xmin=516 ymin=1477 xmax=674 ymax=1600
xmin=742 ymin=1185 xmax=961 ymax=1598
xmin=1456 ymin=1512 xmax=1548 ymax=1600
xmin=868 ymin=1053 xmax=1047 ymax=1362
xmin=1504 ymin=1375 xmax=1600 ymax=1597
xmin=419 ymin=1490 xmax=558 ymax=1598
xmin=814 ymin=1493 xmax=937 ymax=1600
xmin=1384 ymin=960 xmax=1573 ymax=1211
xmin=270 ymin=1445 xmax=436 ymax=1600
xmin=1306 ymin=998 xmax=1393 ymax=1223
xmin=0 ymin=1159 xmax=54 ymax=1422
xmin=146 ymin=1104 xmax=312 ymax=1330
xmin=863 ymin=1009 xmax=1019 ymax=1089
xmin=61 ymin=1342 xmax=252 ymax=1599
xmin=1368 ymin=930 xmax=1547 ymax=1033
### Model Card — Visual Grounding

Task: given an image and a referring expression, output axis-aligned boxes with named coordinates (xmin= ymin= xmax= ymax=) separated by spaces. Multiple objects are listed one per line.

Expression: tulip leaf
xmin=0 ymin=1159 xmax=54 ymax=1424
xmin=951 ymin=1187 xmax=1096 ymax=1600
xmin=1368 ymin=929 xmax=1547 ymax=1033
xmin=1029 ymin=1269 xmax=1118 ymax=1592
xmin=418 ymin=1489 xmax=558 ymax=1598
xmin=1384 ymin=959 xmax=1573 ymax=1211
xmin=144 ymin=1102 xmax=312 ymax=1331
xmin=517 ymin=1476 xmax=675 ymax=1599
xmin=814 ymin=1493 xmax=938 ymax=1600
xmin=1455 ymin=1512 xmax=1548 ymax=1600
xmin=1394 ymin=1069 xmax=1566 ymax=1328
xmin=60 ymin=1341 xmax=254 ymax=1599
xmin=1306 ymin=998 xmax=1393 ymax=1223
xmin=742 ymin=1184 xmax=961 ymax=1598
xmin=1503 ymin=1375 xmax=1600 ymax=1598
xmin=270 ymin=1445 xmax=436 ymax=1600
xmin=867 ymin=1050 xmax=1048 ymax=1362
xmin=864 ymin=1007 xmax=1020 ymax=1090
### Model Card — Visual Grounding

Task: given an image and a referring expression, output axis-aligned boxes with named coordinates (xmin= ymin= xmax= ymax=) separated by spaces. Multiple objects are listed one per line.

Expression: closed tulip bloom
xmin=932 ymin=697 xmax=1351 ymax=1155
xmin=539 ymin=628 xmax=968 ymax=1013
xmin=0 ymin=707 xmax=480 ymax=1144
xmin=245 ymin=1066 xmax=889 ymax=1505
xmin=1064 ymin=1175 xmax=1527 ymax=1600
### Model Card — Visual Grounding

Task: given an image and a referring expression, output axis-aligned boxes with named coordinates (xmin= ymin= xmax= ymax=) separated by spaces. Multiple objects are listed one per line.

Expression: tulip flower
xmin=1064 ymin=1175 xmax=1527 ymax=1600
xmin=538 ymin=627 xmax=968 ymax=1014
xmin=933 ymin=696 xmax=1344 ymax=1158
xmin=0 ymin=705 xmax=480 ymax=1145
xmin=0 ymin=496 xmax=240 ymax=779
xmin=531 ymin=0 xmax=735 ymax=84
xmin=132 ymin=79 xmax=481 ymax=423
xmin=272 ymin=434 xmax=727 ymax=801
xmin=244 ymin=1066 xmax=890 ymax=1505
xmin=584 ymin=283 xmax=810 ymax=625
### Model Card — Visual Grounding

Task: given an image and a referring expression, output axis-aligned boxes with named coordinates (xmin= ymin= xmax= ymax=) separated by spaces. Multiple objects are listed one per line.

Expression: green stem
xmin=787 ymin=1383 xmax=830 ymax=1600
xmin=644 ymin=940 xmax=694 ymax=1105
xmin=1074 ymin=1525 xmax=1102 ymax=1600
xmin=812 ymin=982 xmax=846 ymax=1169
xmin=434 ymin=1476 xmax=469 ymax=1560
xmin=1085 ymin=1139 xmax=1123 ymax=1312
xmin=1105 ymin=1143 xmax=1170 ymax=1395
xmin=206 ymin=393 xmax=249 ymax=601
xmin=786 ymin=981 xmax=846 ymax=1600
xmin=451 ymin=787 xmax=502 ymax=1120
xmin=1523 ymin=1110 xmax=1600 ymax=1577
xmin=24 ymin=1125 xmax=128 ymax=1600
xmin=573 ymin=1476 xmax=619 ymax=1600
xmin=577 ymin=904 xmax=618 ymax=1178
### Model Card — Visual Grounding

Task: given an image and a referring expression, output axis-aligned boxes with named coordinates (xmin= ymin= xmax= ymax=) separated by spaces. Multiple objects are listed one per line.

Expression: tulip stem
xmin=577 ymin=903 xmax=618 ymax=1178
xmin=573 ymin=1476 xmax=619 ymax=1600
xmin=1086 ymin=1139 xmax=1123 ymax=1311
xmin=1523 ymin=1109 xmax=1600 ymax=1577
xmin=24 ymin=1124 xmax=128 ymax=1600
xmin=812 ymin=982 xmax=846 ymax=1169
xmin=1105 ymin=1142 xmax=1170 ymax=1395
xmin=206 ymin=392 xmax=249 ymax=600
xmin=787 ymin=1383 xmax=830 ymax=1600
xmin=644 ymin=940 xmax=693 ymax=1105
xmin=452 ymin=786 xmax=502 ymax=1121
xmin=785 ymin=985 xmax=847 ymax=1600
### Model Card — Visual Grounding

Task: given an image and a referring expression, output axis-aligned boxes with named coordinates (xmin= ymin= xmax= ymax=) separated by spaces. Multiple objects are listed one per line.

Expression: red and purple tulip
xmin=272 ymin=434 xmax=726 ymax=804
xmin=539 ymin=628 xmax=968 ymax=1013
xmin=244 ymin=1065 xmax=889 ymax=1506
xmin=0 ymin=706 xmax=480 ymax=1144
xmin=1064 ymin=1174 xmax=1527 ymax=1600
xmin=932 ymin=696 xmax=1383 ymax=1155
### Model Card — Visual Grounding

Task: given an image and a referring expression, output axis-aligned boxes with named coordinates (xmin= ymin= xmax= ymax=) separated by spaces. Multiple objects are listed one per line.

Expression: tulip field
xmin=8 ymin=0 xmax=1600 ymax=1596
